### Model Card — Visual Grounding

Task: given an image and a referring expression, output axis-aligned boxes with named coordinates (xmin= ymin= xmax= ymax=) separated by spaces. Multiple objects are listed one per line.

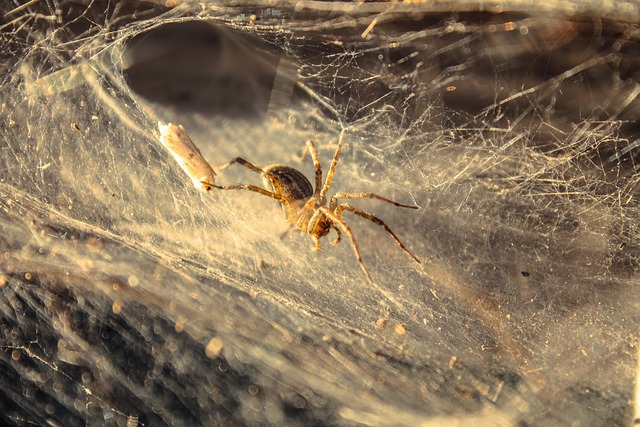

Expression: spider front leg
xmin=212 ymin=183 xmax=290 ymax=209
xmin=305 ymin=206 xmax=326 ymax=252
xmin=333 ymin=203 xmax=420 ymax=264
xmin=301 ymin=207 xmax=342 ymax=246
xmin=218 ymin=157 xmax=261 ymax=173
xmin=217 ymin=157 xmax=287 ymax=197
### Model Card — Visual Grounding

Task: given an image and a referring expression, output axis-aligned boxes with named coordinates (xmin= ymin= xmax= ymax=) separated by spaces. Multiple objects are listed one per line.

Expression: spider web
xmin=1 ymin=1 xmax=640 ymax=426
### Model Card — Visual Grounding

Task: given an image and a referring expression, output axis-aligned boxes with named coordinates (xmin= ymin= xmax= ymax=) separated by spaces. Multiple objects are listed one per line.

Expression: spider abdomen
xmin=262 ymin=164 xmax=314 ymax=221
xmin=263 ymin=165 xmax=313 ymax=202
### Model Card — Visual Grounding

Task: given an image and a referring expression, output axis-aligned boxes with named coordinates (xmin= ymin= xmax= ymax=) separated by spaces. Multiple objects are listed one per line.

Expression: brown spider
xmin=211 ymin=129 xmax=420 ymax=282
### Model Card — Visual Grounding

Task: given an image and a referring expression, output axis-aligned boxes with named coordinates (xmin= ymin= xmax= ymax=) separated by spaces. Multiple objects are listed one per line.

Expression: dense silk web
xmin=1 ymin=1 xmax=639 ymax=426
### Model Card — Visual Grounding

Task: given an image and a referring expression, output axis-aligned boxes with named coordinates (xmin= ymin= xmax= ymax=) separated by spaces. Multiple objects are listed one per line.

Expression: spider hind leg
xmin=334 ymin=203 xmax=420 ymax=264
xmin=330 ymin=191 xmax=418 ymax=210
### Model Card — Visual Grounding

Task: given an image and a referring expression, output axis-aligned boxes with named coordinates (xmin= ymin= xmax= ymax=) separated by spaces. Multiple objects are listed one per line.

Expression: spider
xmin=211 ymin=129 xmax=420 ymax=282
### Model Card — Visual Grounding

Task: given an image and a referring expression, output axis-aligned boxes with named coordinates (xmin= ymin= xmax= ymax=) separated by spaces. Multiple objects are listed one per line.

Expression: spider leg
xmin=218 ymin=157 xmax=263 ymax=173
xmin=330 ymin=192 xmax=418 ymax=210
xmin=200 ymin=179 xmax=215 ymax=191
xmin=319 ymin=129 xmax=346 ymax=202
xmin=212 ymin=184 xmax=289 ymax=209
xmin=318 ymin=207 xmax=373 ymax=283
xmin=334 ymin=203 xmax=420 ymax=264
xmin=305 ymin=140 xmax=323 ymax=198
xmin=330 ymin=224 xmax=342 ymax=245
xmin=305 ymin=207 xmax=326 ymax=252
xmin=217 ymin=157 xmax=286 ymax=196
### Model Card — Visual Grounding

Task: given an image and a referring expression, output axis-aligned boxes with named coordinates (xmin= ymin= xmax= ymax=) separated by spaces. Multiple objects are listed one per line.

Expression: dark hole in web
xmin=124 ymin=21 xmax=280 ymax=118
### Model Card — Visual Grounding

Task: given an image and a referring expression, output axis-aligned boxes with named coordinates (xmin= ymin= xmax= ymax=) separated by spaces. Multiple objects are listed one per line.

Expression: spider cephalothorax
xmin=212 ymin=129 xmax=420 ymax=282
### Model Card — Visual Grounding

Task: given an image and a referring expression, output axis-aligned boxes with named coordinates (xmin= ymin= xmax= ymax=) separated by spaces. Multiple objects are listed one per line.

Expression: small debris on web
xmin=157 ymin=121 xmax=216 ymax=191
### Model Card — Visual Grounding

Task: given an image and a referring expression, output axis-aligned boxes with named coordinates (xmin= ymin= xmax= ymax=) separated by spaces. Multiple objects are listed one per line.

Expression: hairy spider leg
xmin=319 ymin=129 xmax=346 ymax=202
xmin=200 ymin=179 xmax=216 ymax=190
xmin=218 ymin=157 xmax=287 ymax=196
xmin=212 ymin=183 xmax=289 ymax=207
xmin=329 ymin=191 xmax=419 ymax=210
xmin=305 ymin=206 xmax=324 ymax=252
xmin=285 ymin=197 xmax=344 ymax=245
xmin=280 ymin=141 xmax=323 ymax=238
xmin=305 ymin=140 xmax=323 ymax=197
xmin=214 ymin=157 xmax=291 ymax=212
xmin=329 ymin=224 xmax=342 ymax=245
xmin=287 ymin=130 xmax=344 ymax=231
xmin=218 ymin=157 xmax=262 ymax=172
xmin=334 ymin=203 xmax=420 ymax=264
xmin=317 ymin=206 xmax=373 ymax=283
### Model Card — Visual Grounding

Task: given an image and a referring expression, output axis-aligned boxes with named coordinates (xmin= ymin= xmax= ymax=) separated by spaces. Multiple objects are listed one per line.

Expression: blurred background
xmin=1 ymin=1 xmax=639 ymax=426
